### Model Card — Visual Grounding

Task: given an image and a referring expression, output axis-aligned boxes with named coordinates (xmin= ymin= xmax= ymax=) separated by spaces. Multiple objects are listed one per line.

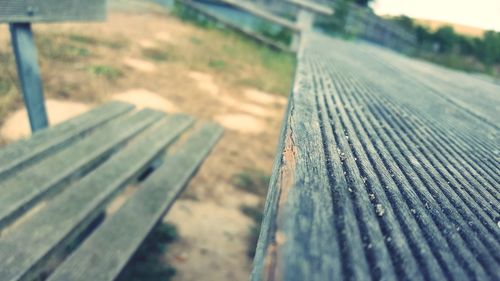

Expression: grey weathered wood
xmin=9 ymin=23 xmax=48 ymax=132
xmin=285 ymin=0 xmax=334 ymax=16
xmin=0 ymin=0 xmax=106 ymax=23
xmin=218 ymin=0 xmax=300 ymax=33
xmin=47 ymin=123 xmax=223 ymax=281
xmin=0 ymin=109 xmax=164 ymax=230
xmin=180 ymin=1 xmax=293 ymax=53
xmin=0 ymin=101 xmax=133 ymax=180
xmin=0 ymin=115 xmax=195 ymax=281
xmin=251 ymin=32 xmax=500 ymax=281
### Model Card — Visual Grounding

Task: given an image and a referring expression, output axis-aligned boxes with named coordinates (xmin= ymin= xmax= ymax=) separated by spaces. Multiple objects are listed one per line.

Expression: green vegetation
xmin=389 ymin=15 xmax=500 ymax=76
xmin=142 ymin=47 xmax=171 ymax=62
xmin=68 ymin=33 xmax=129 ymax=49
xmin=117 ymin=223 xmax=179 ymax=281
xmin=240 ymin=204 xmax=264 ymax=258
xmin=89 ymin=65 xmax=123 ymax=80
xmin=0 ymin=51 xmax=21 ymax=129
xmin=320 ymin=0 xmax=499 ymax=78
xmin=233 ymin=169 xmax=270 ymax=196
xmin=172 ymin=3 xmax=295 ymax=95
xmin=255 ymin=22 xmax=293 ymax=45
xmin=233 ymin=169 xmax=270 ymax=258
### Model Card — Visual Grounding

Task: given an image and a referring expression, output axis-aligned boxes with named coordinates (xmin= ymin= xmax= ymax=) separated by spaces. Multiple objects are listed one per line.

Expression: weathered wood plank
xmin=0 ymin=0 xmax=106 ymax=23
xmin=0 ymin=109 xmax=163 ymax=230
xmin=0 ymin=101 xmax=133 ymax=180
xmin=285 ymin=0 xmax=334 ymax=16
xmin=0 ymin=115 xmax=195 ymax=281
xmin=179 ymin=1 xmax=293 ymax=53
xmin=251 ymin=32 xmax=500 ymax=281
xmin=46 ymin=123 xmax=223 ymax=281
xmin=218 ymin=0 xmax=300 ymax=32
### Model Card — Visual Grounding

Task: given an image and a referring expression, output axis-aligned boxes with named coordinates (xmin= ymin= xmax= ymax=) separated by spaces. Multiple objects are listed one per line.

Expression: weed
xmin=68 ymin=33 xmax=129 ymax=49
xmin=208 ymin=59 xmax=226 ymax=70
xmin=68 ymin=34 xmax=99 ymax=45
xmin=233 ymin=169 xmax=271 ymax=196
xmin=37 ymin=34 xmax=90 ymax=62
xmin=116 ymin=223 xmax=179 ymax=281
xmin=240 ymin=204 xmax=264 ymax=258
xmin=255 ymin=22 xmax=293 ymax=45
xmin=89 ymin=65 xmax=123 ymax=80
xmin=142 ymin=48 xmax=170 ymax=62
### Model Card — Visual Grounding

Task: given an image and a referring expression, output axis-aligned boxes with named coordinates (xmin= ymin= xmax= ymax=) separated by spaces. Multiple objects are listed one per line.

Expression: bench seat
xmin=0 ymin=102 xmax=223 ymax=281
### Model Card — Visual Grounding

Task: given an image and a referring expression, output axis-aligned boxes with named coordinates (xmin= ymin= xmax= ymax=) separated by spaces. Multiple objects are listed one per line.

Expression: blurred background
xmin=0 ymin=0 xmax=498 ymax=280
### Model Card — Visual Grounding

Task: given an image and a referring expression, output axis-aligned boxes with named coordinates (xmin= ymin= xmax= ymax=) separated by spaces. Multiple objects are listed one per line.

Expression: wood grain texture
xmin=0 ymin=115 xmax=195 ymax=281
xmin=0 ymin=102 xmax=133 ymax=180
xmin=0 ymin=109 xmax=163 ymax=230
xmin=0 ymin=0 xmax=105 ymax=23
xmin=251 ymin=32 xmax=500 ymax=281
xmin=46 ymin=123 xmax=223 ymax=281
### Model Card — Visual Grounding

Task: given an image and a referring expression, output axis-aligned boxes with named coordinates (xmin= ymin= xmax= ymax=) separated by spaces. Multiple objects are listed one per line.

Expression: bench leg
xmin=10 ymin=23 xmax=49 ymax=132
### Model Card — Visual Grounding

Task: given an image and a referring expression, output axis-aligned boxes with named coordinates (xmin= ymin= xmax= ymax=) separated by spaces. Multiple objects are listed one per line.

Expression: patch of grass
xmin=117 ymin=223 xmax=179 ymax=281
xmin=68 ymin=33 xmax=129 ymax=50
xmin=89 ymin=65 xmax=123 ymax=80
xmin=37 ymin=34 xmax=90 ymax=62
xmin=255 ymin=22 xmax=293 ymax=45
xmin=142 ymin=47 xmax=170 ymax=62
xmin=189 ymin=36 xmax=203 ymax=45
xmin=68 ymin=34 xmax=99 ymax=45
xmin=0 ymin=79 xmax=11 ymax=95
xmin=207 ymin=59 xmax=227 ymax=70
xmin=240 ymin=204 xmax=264 ymax=258
xmin=233 ymin=169 xmax=271 ymax=196
xmin=172 ymin=2 xmax=295 ymax=95
xmin=0 ymin=51 xmax=21 ymax=124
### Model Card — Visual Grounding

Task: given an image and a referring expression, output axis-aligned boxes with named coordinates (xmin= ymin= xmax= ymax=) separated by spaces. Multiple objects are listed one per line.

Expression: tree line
xmin=390 ymin=15 xmax=500 ymax=69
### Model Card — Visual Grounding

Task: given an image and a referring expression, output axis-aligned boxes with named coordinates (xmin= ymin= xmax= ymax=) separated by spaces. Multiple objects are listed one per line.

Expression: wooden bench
xmin=251 ymin=32 xmax=500 ymax=281
xmin=1 ymin=0 xmax=106 ymax=132
xmin=0 ymin=102 xmax=223 ymax=281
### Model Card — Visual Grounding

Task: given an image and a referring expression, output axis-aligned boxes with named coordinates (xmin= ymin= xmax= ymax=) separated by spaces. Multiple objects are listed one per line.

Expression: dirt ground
xmin=0 ymin=1 xmax=291 ymax=280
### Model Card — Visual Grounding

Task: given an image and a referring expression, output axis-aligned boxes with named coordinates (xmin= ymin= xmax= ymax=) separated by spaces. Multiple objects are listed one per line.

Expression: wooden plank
xmin=0 ymin=109 xmax=164 ymax=230
xmin=218 ymin=0 xmax=300 ymax=32
xmin=0 ymin=101 xmax=133 ymax=180
xmin=0 ymin=115 xmax=195 ymax=281
xmin=251 ymin=33 xmax=500 ymax=281
xmin=285 ymin=0 xmax=334 ymax=16
xmin=9 ymin=23 xmax=48 ymax=132
xmin=47 ymin=123 xmax=223 ymax=281
xmin=0 ymin=0 xmax=106 ymax=23
xmin=180 ymin=1 xmax=293 ymax=53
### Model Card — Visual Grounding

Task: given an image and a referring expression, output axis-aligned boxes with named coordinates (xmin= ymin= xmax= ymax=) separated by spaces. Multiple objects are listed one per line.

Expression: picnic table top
xmin=252 ymin=32 xmax=500 ymax=281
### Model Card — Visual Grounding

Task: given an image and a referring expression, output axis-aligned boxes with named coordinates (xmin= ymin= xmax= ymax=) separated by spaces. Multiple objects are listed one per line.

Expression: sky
xmin=371 ymin=0 xmax=500 ymax=31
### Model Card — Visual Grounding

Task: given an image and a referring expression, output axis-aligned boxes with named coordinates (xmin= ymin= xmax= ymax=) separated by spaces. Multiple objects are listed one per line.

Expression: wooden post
xmin=9 ymin=23 xmax=49 ymax=132
xmin=291 ymin=9 xmax=315 ymax=51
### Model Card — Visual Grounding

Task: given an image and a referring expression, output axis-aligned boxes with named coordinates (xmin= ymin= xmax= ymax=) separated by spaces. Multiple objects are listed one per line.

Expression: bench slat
xmin=252 ymin=33 xmax=500 ymax=281
xmin=47 ymin=123 xmax=223 ymax=281
xmin=0 ymin=115 xmax=195 ymax=281
xmin=0 ymin=109 xmax=163 ymax=229
xmin=0 ymin=101 xmax=133 ymax=180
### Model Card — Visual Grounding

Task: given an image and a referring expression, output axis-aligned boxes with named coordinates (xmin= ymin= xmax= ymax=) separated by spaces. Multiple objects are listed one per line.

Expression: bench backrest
xmin=1 ymin=0 xmax=107 ymax=133
xmin=0 ymin=0 xmax=106 ymax=23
